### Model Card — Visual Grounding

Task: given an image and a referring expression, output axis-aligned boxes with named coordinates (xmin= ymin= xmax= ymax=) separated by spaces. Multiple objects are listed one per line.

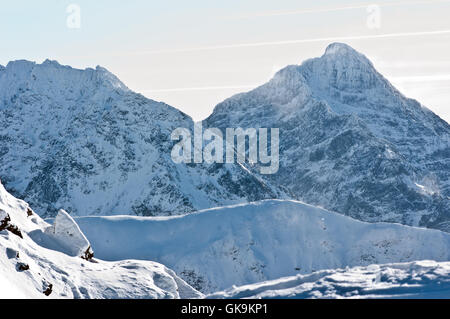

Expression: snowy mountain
xmin=208 ymin=260 xmax=450 ymax=299
xmin=73 ymin=200 xmax=450 ymax=293
xmin=205 ymin=43 xmax=450 ymax=232
xmin=0 ymin=180 xmax=201 ymax=298
xmin=1 ymin=45 xmax=449 ymax=299
xmin=0 ymin=59 xmax=277 ymax=217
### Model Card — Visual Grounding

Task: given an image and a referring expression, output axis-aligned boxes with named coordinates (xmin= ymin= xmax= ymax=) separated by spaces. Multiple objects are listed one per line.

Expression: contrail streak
xmin=143 ymin=74 xmax=450 ymax=94
xmin=229 ymin=0 xmax=450 ymax=19
xmin=133 ymin=29 xmax=450 ymax=55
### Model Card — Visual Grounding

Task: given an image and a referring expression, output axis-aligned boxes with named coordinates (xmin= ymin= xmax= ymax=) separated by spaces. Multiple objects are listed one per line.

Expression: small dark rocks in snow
xmin=43 ymin=283 xmax=53 ymax=296
xmin=17 ymin=262 xmax=30 ymax=271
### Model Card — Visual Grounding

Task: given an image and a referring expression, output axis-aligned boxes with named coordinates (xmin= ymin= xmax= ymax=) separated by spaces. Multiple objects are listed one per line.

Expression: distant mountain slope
xmin=0 ymin=180 xmax=201 ymax=298
xmin=205 ymin=43 xmax=450 ymax=231
xmin=0 ymin=60 xmax=277 ymax=217
xmin=74 ymin=200 xmax=450 ymax=293
xmin=208 ymin=260 xmax=450 ymax=299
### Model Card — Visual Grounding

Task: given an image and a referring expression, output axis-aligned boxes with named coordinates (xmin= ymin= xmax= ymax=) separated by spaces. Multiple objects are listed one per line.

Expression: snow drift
xmin=0 ymin=180 xmax=201 ymax=299
xmin=74 ymin=200 xmax=450 ymax=293
xmin=208 ymin=260 xmax=450 ymax=299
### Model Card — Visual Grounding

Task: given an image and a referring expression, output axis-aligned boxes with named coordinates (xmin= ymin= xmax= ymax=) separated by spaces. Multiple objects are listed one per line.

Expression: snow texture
xmin=1 ymin=44 xmax=448 ymax=233
xmin=1 ymin=43 xmax=450 ymax=299
xmin=0 ymin=180 xmax=201 ymax=299
xmin=208 ymin=260 xmax=450 ymax=299
xmin=74 ymin=200 xmax=450 ymax=293
xmin=0 ymin=59 xmax=277 ymax=218
xmin=205 ymin=42 xmax=450 ymax=232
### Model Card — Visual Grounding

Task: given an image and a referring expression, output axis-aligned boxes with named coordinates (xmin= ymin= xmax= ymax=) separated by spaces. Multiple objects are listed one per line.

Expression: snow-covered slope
xmin=0 ymin=180 xmax=201 ymax=298
xmin=0 ymin=59 xmax=277 ymax=217
xmin=208 ymin=260 xmax=450 ymax=299
xmin=73 ymin=200 xmax=450 ymax=293
xmin=205 ymin=43 xmax=450 ymax=231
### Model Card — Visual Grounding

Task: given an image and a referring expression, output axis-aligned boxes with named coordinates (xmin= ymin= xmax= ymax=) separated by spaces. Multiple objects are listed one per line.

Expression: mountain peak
xmin=206 ymin=43 xmax=450 ymax=234
xmin=0 ymin=59 xmax=130 ymax=94
xmin=321 ymin=42 xmax=374 ymax=68
xmin=295 ymin=43 xmax=381 ymax=92
xmin=324 ymin=42 xmax=359 ymax=56
xmin=42 ymin=59 xmax=62 ymax=67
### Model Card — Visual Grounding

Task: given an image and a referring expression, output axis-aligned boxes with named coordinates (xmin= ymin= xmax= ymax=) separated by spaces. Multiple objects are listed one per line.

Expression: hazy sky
xmin=1 ymin=0 xmax=450 ymax=122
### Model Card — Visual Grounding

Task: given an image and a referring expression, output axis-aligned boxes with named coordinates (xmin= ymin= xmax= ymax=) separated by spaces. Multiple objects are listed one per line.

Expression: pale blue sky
xmin=1 ymin=0 xmax=450 ymax=122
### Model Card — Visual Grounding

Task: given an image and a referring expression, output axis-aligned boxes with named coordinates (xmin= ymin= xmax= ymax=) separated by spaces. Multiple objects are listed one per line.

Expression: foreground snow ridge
xmin=75 ymin=200 xmax=450 ymax=293
xmin=208 ymin=260 xmax=450 ymax=299
xmin=2 ymin=176 xmax=450 ymax=298
xmin=0 ymin=181 xmax=201 ymax=299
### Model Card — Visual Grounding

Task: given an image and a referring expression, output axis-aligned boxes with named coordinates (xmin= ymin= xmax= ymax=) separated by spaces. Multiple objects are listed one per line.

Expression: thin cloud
xmin=143 ymin=72 xmax=450 ymax=95
xmin=391 ymin=74 xmax=450 ymax=83
xmin=143 ymin=75 xmax=450 ymax=94
xmin=142 ymin=85 xmax=257 ymax=93
xmin=377 ymin=61 xmax=450 ymax=68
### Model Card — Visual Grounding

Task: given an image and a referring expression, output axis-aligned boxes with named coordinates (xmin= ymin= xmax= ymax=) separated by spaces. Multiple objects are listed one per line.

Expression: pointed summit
xmin=321 ymin=43 xmax=374 ymax=68
xmin=298 ymin=43 xmax=381 ymax=91
xmin=324 ymin=42 xmax=359 ymax=56
xmin=206 ymin=43 xmax=450 ymax=232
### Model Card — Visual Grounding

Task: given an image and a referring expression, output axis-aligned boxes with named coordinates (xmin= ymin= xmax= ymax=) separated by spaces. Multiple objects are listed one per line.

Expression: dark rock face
xmin=205 ymin=43 xmax=450 ymax=231
xmin=43 ymin=283 xmax=53 ymax=296
xmin=0 ymin=213 xmax=23 ymax=238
